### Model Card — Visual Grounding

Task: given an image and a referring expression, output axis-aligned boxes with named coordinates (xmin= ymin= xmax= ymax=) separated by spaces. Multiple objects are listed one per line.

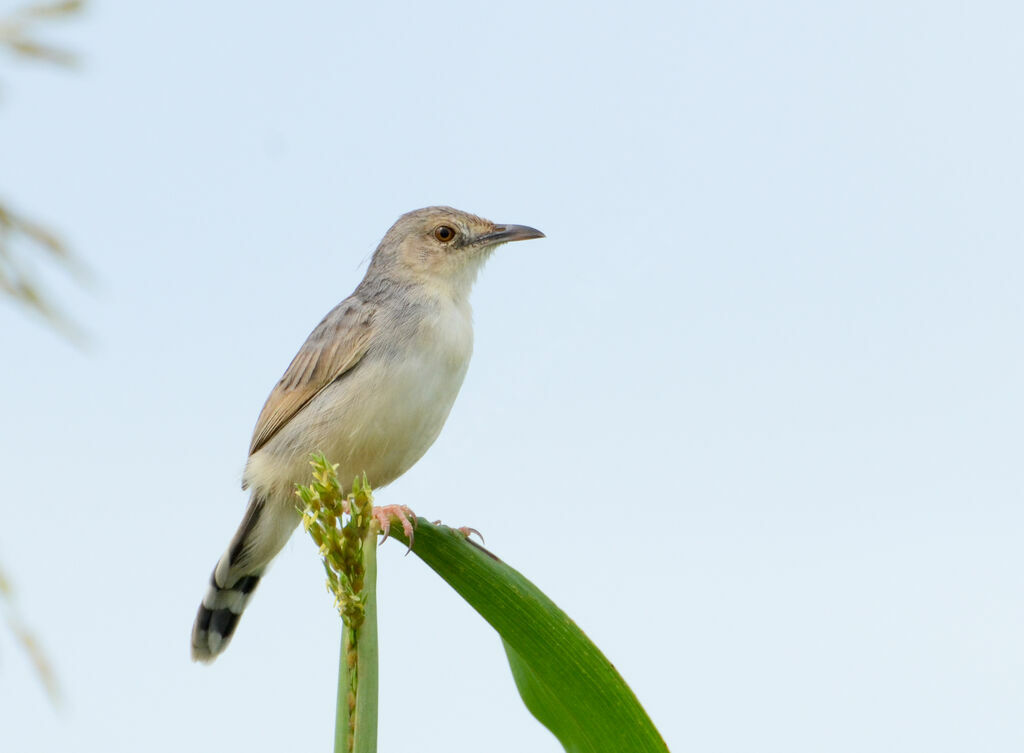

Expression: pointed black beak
xmin=474 ymin=224 xmax=546 ymax=246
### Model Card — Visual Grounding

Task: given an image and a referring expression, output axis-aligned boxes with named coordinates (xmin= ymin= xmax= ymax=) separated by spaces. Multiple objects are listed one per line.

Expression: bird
xmin=191 ymin=206 xmax=545 ymax=662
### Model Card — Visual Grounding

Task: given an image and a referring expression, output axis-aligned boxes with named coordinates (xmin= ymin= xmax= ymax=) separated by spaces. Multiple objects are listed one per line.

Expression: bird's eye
xmin=434 ymin=225 xmax=457 ymax=242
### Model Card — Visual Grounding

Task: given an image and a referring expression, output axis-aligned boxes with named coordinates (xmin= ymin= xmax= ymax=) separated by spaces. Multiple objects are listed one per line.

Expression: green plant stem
xmin=352 ymin=524 xmax=379 ymax=753
xmin=334 ymin=523 xmax=380 ymax=753
xmin=334 ymin=627 xmax=349 ymax=753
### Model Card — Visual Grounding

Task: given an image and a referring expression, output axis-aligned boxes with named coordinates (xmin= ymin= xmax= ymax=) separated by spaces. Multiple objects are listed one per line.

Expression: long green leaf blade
xmin=390 ymin=520 xmax=669 ymax=753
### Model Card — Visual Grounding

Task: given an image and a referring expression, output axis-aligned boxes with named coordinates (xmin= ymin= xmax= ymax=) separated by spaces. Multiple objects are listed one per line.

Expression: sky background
xmin=2 ymin=0 xmax=1023 ymax=751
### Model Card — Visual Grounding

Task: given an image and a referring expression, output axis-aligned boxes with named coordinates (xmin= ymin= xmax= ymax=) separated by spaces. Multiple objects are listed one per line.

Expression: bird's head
xmin=370 ymin=206 xmax=544 ymax=298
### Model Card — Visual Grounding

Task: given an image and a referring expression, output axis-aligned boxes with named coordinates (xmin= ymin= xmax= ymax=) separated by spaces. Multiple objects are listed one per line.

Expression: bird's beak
xmin=474 ymin=224 xmax=545 ymax=246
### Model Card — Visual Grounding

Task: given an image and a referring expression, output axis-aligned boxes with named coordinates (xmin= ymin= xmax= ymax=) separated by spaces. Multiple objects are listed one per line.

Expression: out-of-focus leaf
xmin=0 ymin=202 xmax=88 ymax=345
xmin=17 ymin=0 xmax=84 ymax=19
xmin=0 ymin=560 xmax=60 ymax=705
xmin=0 ymin=0 xmax=82 ymax=68
xmin=4 ymin=37 xmax=74 ymax=65
xmin=390 ymin=520 xmax=669 ymax=753
xmin=0 ymin=2 xmax=88 ymax=341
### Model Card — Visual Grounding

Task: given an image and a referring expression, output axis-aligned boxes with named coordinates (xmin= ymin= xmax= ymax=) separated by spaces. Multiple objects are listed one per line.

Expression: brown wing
xmin=248 ymin=298 xmax=376 ymax=455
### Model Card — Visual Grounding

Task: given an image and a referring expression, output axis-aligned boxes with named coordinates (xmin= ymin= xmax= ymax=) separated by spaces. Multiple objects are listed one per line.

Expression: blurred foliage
xmin=0 ymin=0 xmax=87 ymax=343
xmin=0 ymin=0 xmax=81 ymax=66
xmin=0 ymin=560 xmax=59 ymax=704
xmin=0 ymin=0 xmax=84 ymax=707
xmin=0 ymin=202 xmax=89 ymax=342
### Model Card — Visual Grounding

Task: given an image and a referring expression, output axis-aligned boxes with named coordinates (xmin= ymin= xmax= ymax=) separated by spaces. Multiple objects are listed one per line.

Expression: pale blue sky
xmin=2 ymin=1 xmax=1022 ymax=751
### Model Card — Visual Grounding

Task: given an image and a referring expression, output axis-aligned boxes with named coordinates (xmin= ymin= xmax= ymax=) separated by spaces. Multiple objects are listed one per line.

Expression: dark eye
xmin=434 ymin=225 xmax=456 ymax=242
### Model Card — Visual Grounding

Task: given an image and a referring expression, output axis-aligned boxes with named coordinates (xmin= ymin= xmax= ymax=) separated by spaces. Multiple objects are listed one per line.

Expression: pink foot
xmin=430 ymin=520 xmax=485 ymax=545
xmin=372 ymin=505 xmax=416 ymax=546
xmin=456 ymin=526 xmax=485 ymax=544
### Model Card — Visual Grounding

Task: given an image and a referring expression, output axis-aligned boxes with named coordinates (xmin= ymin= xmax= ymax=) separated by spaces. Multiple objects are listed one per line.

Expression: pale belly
xmin=243 ymin=307 xmax=473 ymax=497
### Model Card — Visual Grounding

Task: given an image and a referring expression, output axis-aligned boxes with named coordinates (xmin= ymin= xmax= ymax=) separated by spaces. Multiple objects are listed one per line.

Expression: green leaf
xmin=389 ymin=520 xmax=669 ymax=753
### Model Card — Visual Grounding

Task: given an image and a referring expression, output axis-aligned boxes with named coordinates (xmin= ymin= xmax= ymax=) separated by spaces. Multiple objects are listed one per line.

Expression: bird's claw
xmin=456 ymin=526 xmax=484 ymax=544
xmin=430 ymin=520 xmax=485 ymax=544
xmin=372 ymin=505 xmax=416 ymax=551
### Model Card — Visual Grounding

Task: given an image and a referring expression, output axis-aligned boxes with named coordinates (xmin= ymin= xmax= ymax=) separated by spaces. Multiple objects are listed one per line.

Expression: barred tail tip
xmin=190 ymin=572 xmax=262 ymax=663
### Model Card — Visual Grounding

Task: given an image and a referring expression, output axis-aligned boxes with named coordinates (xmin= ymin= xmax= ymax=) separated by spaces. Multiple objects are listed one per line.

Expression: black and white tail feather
xmin=190 ymin=495 xmax=298 ymax=662
xmin=191 ymin=570 xmax=263 ymax=662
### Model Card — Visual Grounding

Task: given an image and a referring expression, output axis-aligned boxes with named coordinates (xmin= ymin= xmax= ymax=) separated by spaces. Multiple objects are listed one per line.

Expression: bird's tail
xmin=191 ymin=567 xmax=263 ymax=662
xmin=190 ymin=495 xmax=298 ymax=662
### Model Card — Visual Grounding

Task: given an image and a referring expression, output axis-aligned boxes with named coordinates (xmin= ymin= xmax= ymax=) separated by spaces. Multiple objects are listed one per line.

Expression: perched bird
xmin=191 ymin=206 xmax=544 ymax=662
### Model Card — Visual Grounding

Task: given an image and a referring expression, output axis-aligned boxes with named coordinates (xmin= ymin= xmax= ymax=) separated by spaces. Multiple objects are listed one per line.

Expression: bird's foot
xmin=372 ymin=505 xmax=416 ymax=547
xmin=456 ymin=526 xmax=484 ymax=544
xmin=430 ymin=520 xmax=485 ymax=544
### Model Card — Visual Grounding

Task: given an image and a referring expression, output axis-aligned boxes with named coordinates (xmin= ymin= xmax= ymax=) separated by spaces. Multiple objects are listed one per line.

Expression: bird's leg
xmin=372 ymin=505 xmax=416 ymax=545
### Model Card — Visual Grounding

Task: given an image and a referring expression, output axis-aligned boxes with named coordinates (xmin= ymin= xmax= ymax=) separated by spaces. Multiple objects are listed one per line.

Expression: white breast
xmin=244 ymin=298 xmax=474 ymax=496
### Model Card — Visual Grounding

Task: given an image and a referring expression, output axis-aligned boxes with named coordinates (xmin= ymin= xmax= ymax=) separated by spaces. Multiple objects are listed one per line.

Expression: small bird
xmin=191 ymin=206 xmax=544 ymax=662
